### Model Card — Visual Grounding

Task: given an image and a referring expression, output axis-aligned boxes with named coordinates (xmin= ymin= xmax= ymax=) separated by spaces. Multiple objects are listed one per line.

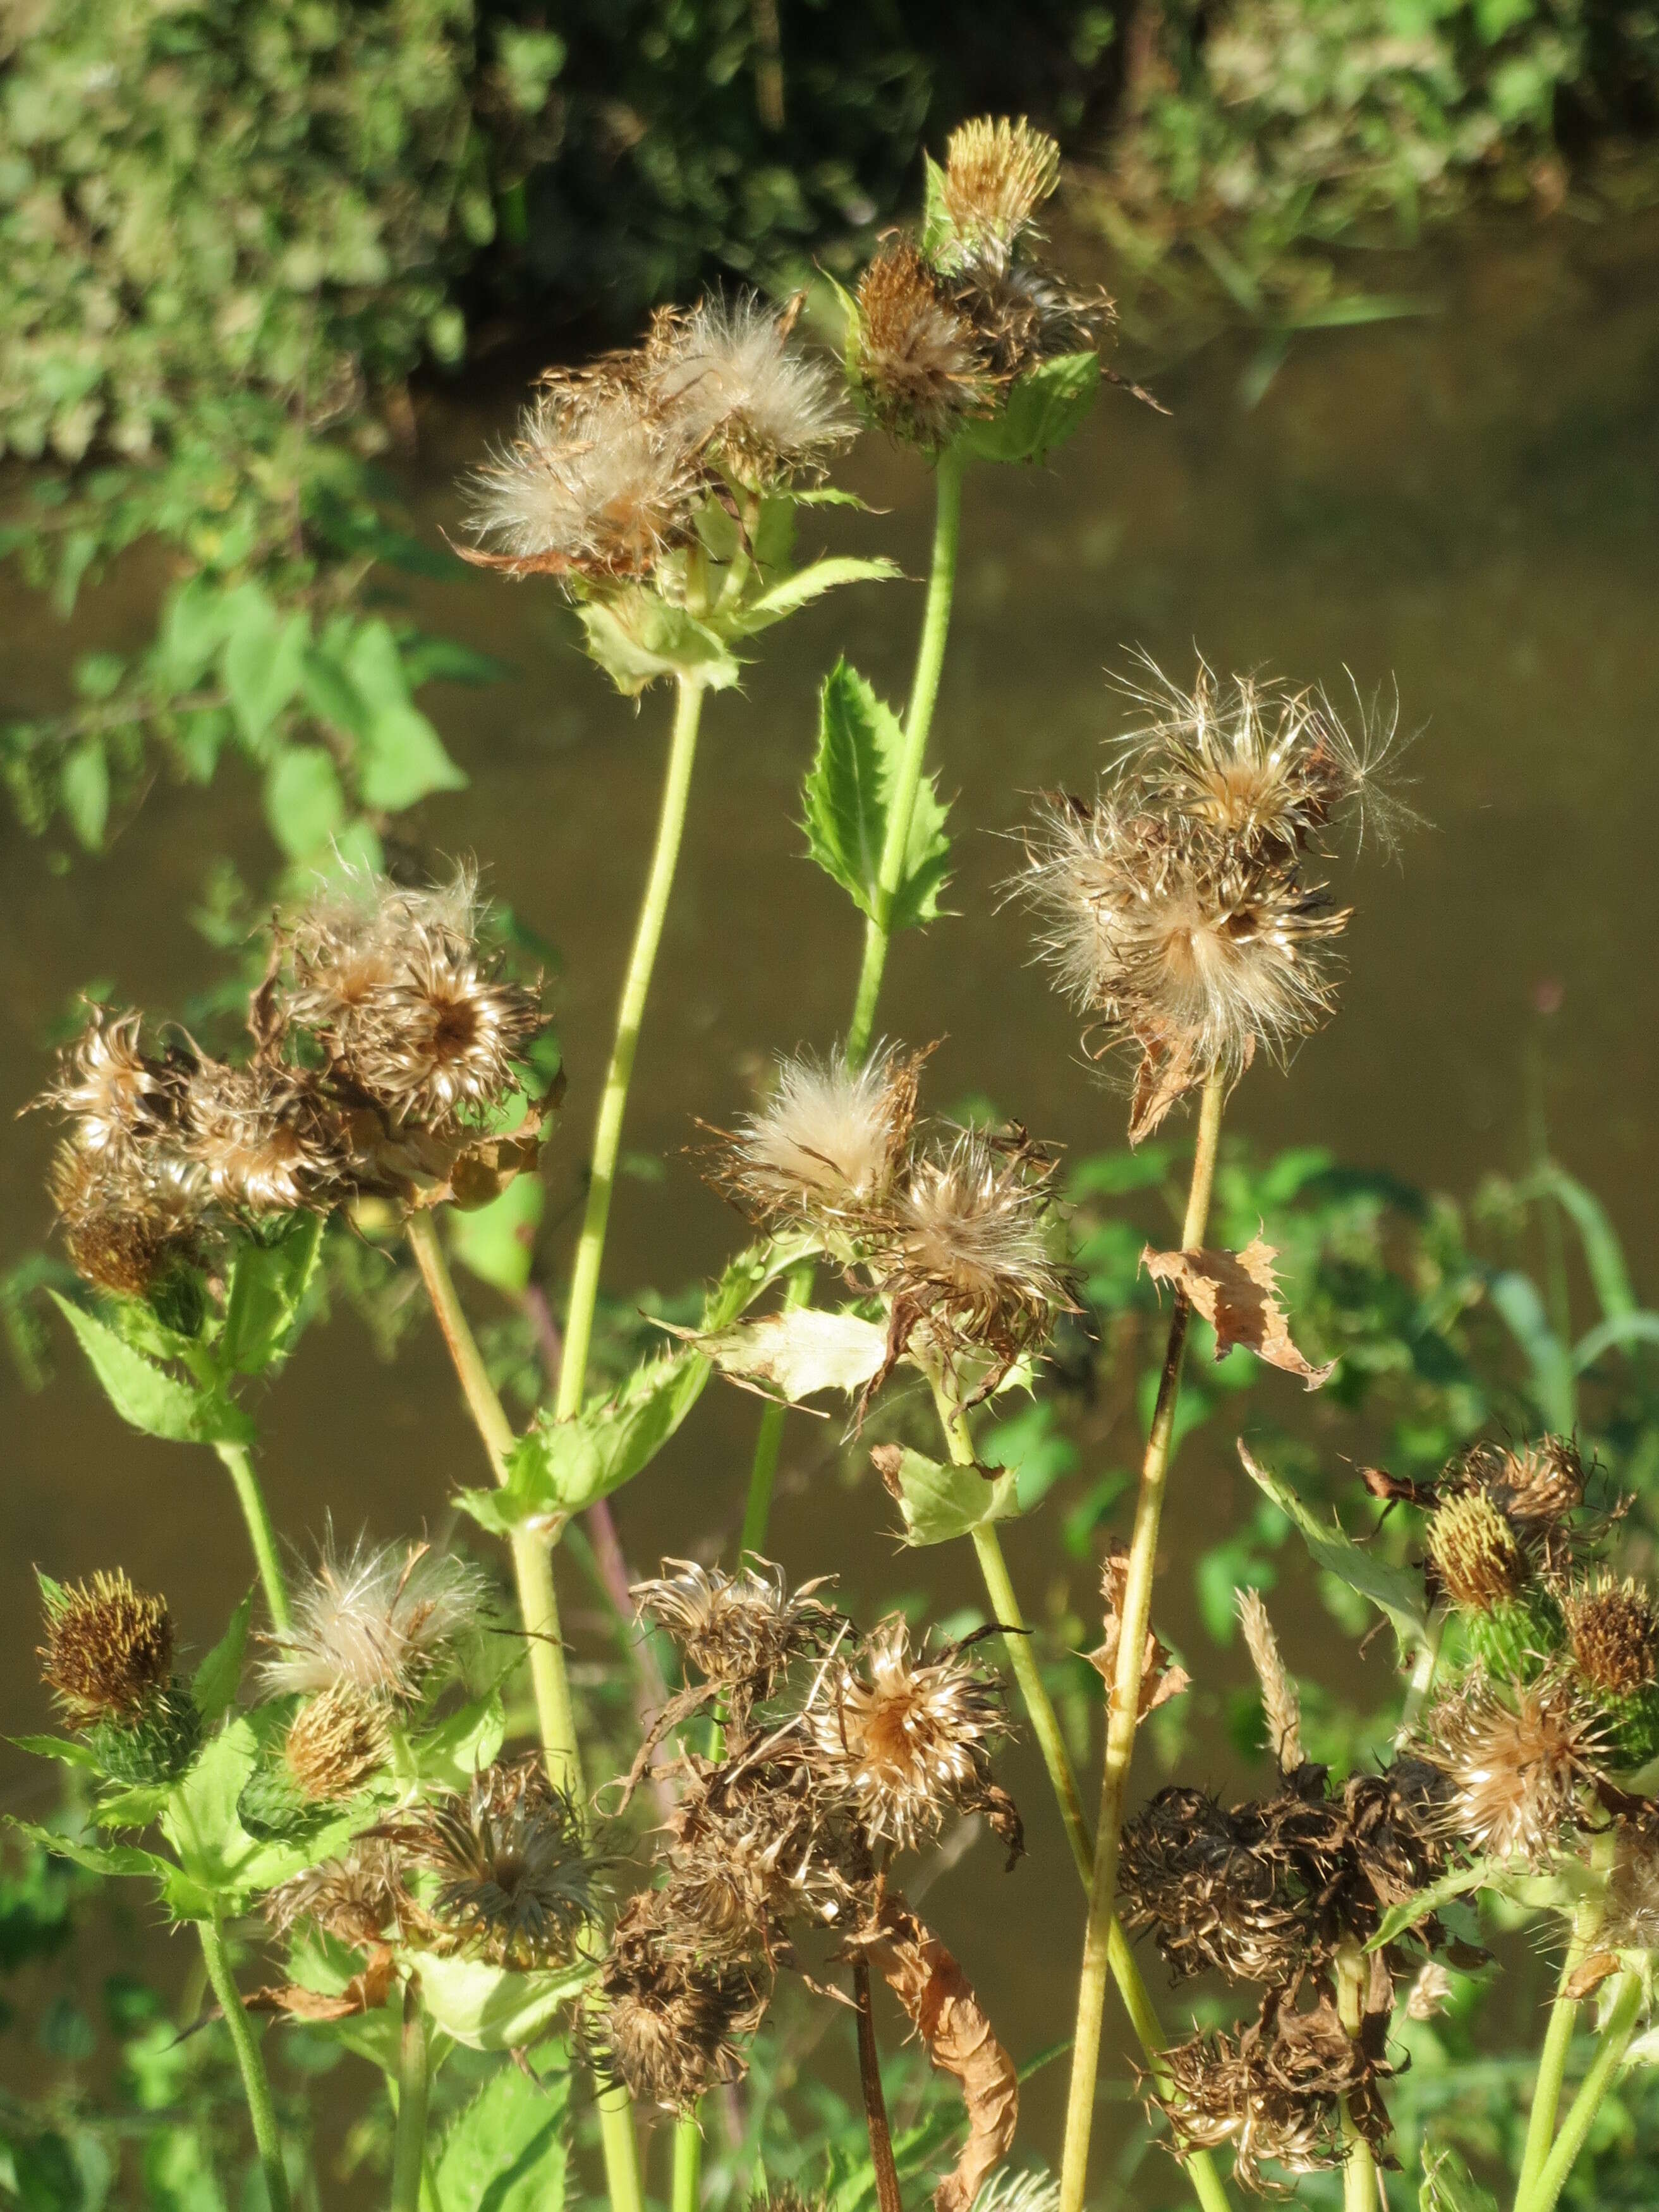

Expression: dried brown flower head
xmin=643 ymin=294 xmax=854 ymax=485
xmin=38 ymin=1009 xmax=185 ymax=1162
xmin=265 ymin=1837 xmax=409 ymax=1948
xmin=1453 ymin=1435 xmax=1588 ymax=1528
xmin=1562 ymin=1573 xmax=1659 ymax=1698
xmin=939 ymin=118 xmax=1061 ymax=262
xmin=1426 ymin=1490 xmax=1528 ymax=1614
xmin=49 ymin=1142 xmax=205 ymax=1296
xmin=39 ymin=1569 xmax=174 ymax=1730
xmin=1154 ymin=2021 xmax=1346 ymax=2193
xmin=180 ymin=1060 xmax=346 ymax=1215
xmin=853 ymin=240 xmax=994 ymax=449
xmin=598 ymin=1891 xmax=767 ymax=2112
xmin=950 ymin=257 xmax=1114 ymax=385
xmin=284 ymin=1686 xmax=390 ymax=1803
xmin=1119 ymin=1787 xmax=1309 ymax=1986
xmin=716 ymin=1047 xmax=920 ymax=1230
xmin=633 ymin=1559 xmax=841 ymax=1703
xmin=1419 ymin=1674 xmax=1604 ymax=1863
xmin=260 ymin=1535 xmax=485 ymax=1706
xmin=462 ymin=380 xmax=702 ymax=581
xmin=811 ymin=1617 xmax=1010 ymax=1850
xmin=388 ymin=1758 xmax=607 ymax=1969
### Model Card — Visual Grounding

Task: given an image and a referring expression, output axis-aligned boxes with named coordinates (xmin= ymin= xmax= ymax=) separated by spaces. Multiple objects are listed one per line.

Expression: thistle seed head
xmin=598 ymin=1892 xmax=767 ymax=2112
xmin=179 ymin=1060 xmax=347 ymax=1215
xmin=852 ymin=240 xmax=994 ymax=449
xmin=39 ymin=1569 xmax=174 ymax=1730
xmin=1562 ymin=1573 xmax=1659 ymax=1698
xmin=1153 ymin=2026 xmax=1345 ymax=2193
xmin=283 ymin=1685 xmax=391 ymax=1804
xmin=949 ymin=254 xmax=1114 ymax=384
xmin=1419 ymin=1674 xmax=1604 ymax=1864
xmin=1455 ymin=1435 xmax=1588 ymax=1527
xmin=939 ymin=118 xmax=1062 ymax=264
xmin=643 ymin=294 xmax=854 ymax=484
xmin=633 ymin=1559 xmax=841 ymax=1701
xmin=1425 ymin=1491 xmax=1528 ymax=1615
xmin=265 ymin=1837 xmax=409 ymax=1948
xmin=49 ymin=1141 xmax=205 ymax=1296
xmin=717 ymin=1047 xmax=920 ymax=1228
xmin=260 ymin=1534 xmax=486 ymax=1706
xmin=37 ymin=1009 xmax=186 ymax=1162
xmin=810 ymin=1616 xmax=1009 ymax=1850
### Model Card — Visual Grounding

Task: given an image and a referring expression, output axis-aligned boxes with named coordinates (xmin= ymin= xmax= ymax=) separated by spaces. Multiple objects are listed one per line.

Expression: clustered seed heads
xmin=851 ymin=118 xmax=1115 ymax=448
xmin=596 ymin=1559 xmax=1019 ymax=2134
xmin=463 ymin=290 xmax=853 ymax=583
xmin=35 ymin=867 xmax=551 ymax=1295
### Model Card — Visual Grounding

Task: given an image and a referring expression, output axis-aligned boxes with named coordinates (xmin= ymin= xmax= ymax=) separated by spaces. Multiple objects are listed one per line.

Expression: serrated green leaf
xmin=191 ymin=1593 xmax=253 ymax=1724
xmin=51 ymin=1294 xmax=253 ymax=1445
xmin=413 ymin=1691 xmax=507 ymax=1790
xmin=220 ymin=1217 xmax=325 ymax=1375
xmin=9 ymin=1820 xmax=172 ymax=1883
xmin=11 ymin=1735 xmax=99 ymax=1770
xmin=95 ymin=1782 xmax=172 ymax=1828
xmin=727 ymin=556 xmax=899 ymax=636
xmin=882 ymin=1446 xmax=1021 ymax=1547
xmin=1236 ymin=1442 xmax=1428 ymax=1655
xmin=222 ymin=593 xmax=308 ymax=747
xmin=447 ymin=1178 xmax=544 ymax=1297
xmin=436 ymin=2050 xmax=570 ymax=2212
xmin=576 ymin=595 xmax=741 ymax=698
xmin=411 ymin=1952 xmax=589 ymax=2052
xmin=803 ymin=658 xmax=951 ymax=929
xmin=960 ymin=352 xmax=1101 ymax=465
xmin=358 ymin=703 xmax=467 ymax=811
xmin=1367 ymin=1859 xmax=1490 ymax=1951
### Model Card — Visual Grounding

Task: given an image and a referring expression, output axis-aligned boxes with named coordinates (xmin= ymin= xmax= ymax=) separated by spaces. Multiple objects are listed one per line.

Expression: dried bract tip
xmin=39 ymin=1570 xmax=173 ymax=1730
xmin=940 ymin=118 xmax=1061 ymax=261
xmin=1562 ymin=1573 xmax=1659 ymax=1698
xmin=284 ymin=1686 xmax=390 ymax=1803
xmin=1419 ymin=1674 xmax=1603 ymax=1863
xmin=645 ymin=294 xmax=854 ymax=484
xmin=1236 ymin=1590 xmax=1305 ymax=1772
xmin=719 ymin=1047 xmax=919 ymax=1227
xmin=261 ymin=1536 xmax=485 ymax=1705
xmin=811 ymin=1617 xmax=1009 ymax=1850
xmin=853 ymin=240 xmax=994 ymax=449
xmin=1457 ymin=1435 xmax=1588 ymax=1526
xmin=1600 ymin=1817 xmax=1659 ymax=1953
xmin=1426 ymin=1491 xmax=1527 ymax=1615
xmin=1153 ymin=2024 xmax=1344 ymax=2194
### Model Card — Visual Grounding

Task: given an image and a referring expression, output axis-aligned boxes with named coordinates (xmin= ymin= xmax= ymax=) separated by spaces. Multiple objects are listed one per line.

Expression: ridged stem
xmin=557 ymin=671 xmax=707 ymax=1419
xmin=671 ymin=2113 xmax=703 ymax=2212
xmin=1058 ymin=1071 xmax=1228 ymax=2212
xmin=1337 ymin=1944 xmax=1379 ymax=2212
xmin=389 ymin=1979 xmax=431 ymax=2212
xmin=1516 ymin=1831 xmax=1616 ymax=2205
xmin=213 ymin=1442 xmax=291 ymax=1633
xmin=197 ymin=1917 xmax=290 ymax=2212
xmin=1519 ymin=1971 xmax=1643 ymax=2212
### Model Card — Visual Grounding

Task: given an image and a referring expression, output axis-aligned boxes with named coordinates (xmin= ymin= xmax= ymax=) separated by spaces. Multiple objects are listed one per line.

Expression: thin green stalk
xmin=671 ymin=2113 xmax=703 ymax=2212
xmin=1516 ymin=1835 xmax=1617 ymax=2205
xmin=213 ymin=1442 xmax=291 ymax=1632
xmin=1397 ymin=1610 xmax=1445 ymax=1739
xmin=390 ymin=1979 xmax=431 ymax=2212
xmin=1336 ymin=1945 xmax=1379 ymax=2212
xmin=738 ymin=446 xmax=967 ymax=1562
xmin=1520 ymin=1970 xmax=1643 ymax=2212
xmin=846 ymin=444 xmax=965 ymax=1057
xmin=197 ymin=1917 xmax=291 ymax=2212
xmin=929 ymin=1385 xmax=1231 ymax=2212
xmin=558 ymin=672 xmax=707 ymax=1419
xmin=1059 ymin=1070 xmax=1228 ymax=2212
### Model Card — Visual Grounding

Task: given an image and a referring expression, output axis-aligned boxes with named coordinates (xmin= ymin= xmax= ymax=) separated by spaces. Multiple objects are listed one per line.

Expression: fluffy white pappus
xmin=646 ymin=293 xmax=854 ymax=480
xmin=727 ymin=1047 xmax=915 ymax=1222
xmin=465 ymin=385 xmax=701 ymax=575
xmin=261 ymin=1534 xmax=489 ymax=1704
xmin=891 ymin=1126 xmax=1062 ymax=1308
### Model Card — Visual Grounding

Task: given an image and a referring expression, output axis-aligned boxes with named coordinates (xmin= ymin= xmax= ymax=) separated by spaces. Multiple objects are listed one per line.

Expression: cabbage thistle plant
xmin=17 ymin=112 xmax=1646 ymax=2212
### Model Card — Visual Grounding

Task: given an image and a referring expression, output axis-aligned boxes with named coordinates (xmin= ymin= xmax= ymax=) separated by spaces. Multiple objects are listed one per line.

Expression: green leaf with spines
xmin=882 ymin=1445 xmax=1021 ymax=1547
xmin=1236 ymin=1440 xmax=1429 ymax=1656
xmin=50 ymin=1293 xmax=254 ymax=1445
xmin=436 ymin=2049 xmax=571 ymax=2212
xmin=801 ymin=658 xmax=952 ymax=930
xmin=724 ymin=555 xmax=900 ymax=637
xmin=959 ymin=351 xmax=1102 ymax=465
xmin=190 ymin=1592 xmax=253 ymax=1724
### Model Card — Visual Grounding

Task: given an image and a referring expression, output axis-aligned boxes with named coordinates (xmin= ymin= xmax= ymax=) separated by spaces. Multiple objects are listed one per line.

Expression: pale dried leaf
xmin=1236 ymin=1588 xmax=1304 ymax=1771
xmin=244 ymin=1945 xmax=395 ymax=2020
xmin=1088 ymin=1545 xmax=1189 ymax=1718
xmin=694 ymin=1307 xmax=888 ymax=1404
xmin=857 ymin=1894 xmax=1018 ymax=2212
xmin=1141 ymin=1237 xmax=1334 ymax=1389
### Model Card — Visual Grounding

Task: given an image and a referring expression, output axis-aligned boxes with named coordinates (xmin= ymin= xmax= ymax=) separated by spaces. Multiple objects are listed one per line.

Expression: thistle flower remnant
xmin=1237 ymin=1590 xmax=1305 ymax=1773
xmin=40 ymin=1008 xmax=185 ymax=1162
xmin=260 ymin=1535 xmax=485 ymax=1707
xmin=811 ymin=1617 xmax=1011 ymax=1850
xmin=1154 ymin=2012 xmax=1354 ymax=2193
xmin=642 ymin=295 xmax=854 ymax=485
xmin=39 ymin=1570 xmax=174 ymax=1730
xmin=265 ymin=1838 xmax=410 ymax=1949
xmin=717 ymin=1047 xmax=920 ymax=1229
xmin=851 ymin=240 xmax=996 ymax=449
xmin=938 ymin=117 xmax=1062 ymax=263
xmin=633 ymin=1558 xmax=841 ymax=1703
xmin=1425 ymin=1489 xmax=1528 ymax=1613
xmin=1452 ymin=1434 xmax=1588 ymax=1528
xmin=597 ymin=1892 xmax=766 ymax=2112
xmin=283 ymin=1686 xmax=390 ymax=1804
xmin=1561 ymin=1573 xmax=1659 ymax=1697
xmin=49 ymin=1142 xmax=203 ymax=1297
xmin=1419 ymin=1674 xmax=1604 ymax=1863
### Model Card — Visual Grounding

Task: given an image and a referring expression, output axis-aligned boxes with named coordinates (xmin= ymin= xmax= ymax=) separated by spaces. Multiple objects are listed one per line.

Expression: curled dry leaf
xmin=1127 ymin=1028 xmax=1204 ymax=1146
xmin=1090 ymin=1543 xmax=1190 ymax=1718
xmin=854 ymin=1893 xmax=1018 ymax=2212
xmin=1141 ymin=1237 xmax=1334 ymax=1389
xmin=243 ymin=1943 xmax=396 ymax=2020
xmin=691 ymin=1306 xmax=889 ymax=1406
xmin=1565 ymin=1951 xmax=1622 ymax=2001
xmin=394 ymin=1082 xmax=562 ymax=1213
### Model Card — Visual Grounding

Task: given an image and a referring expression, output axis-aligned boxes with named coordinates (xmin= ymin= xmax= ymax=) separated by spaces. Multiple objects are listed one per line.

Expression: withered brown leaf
xmin=243 ymin=1944 xmax=396 ymax=2021
xmin=1089 ymin=1544 xmax=1190 ymax=1718
xmin=1142 ymin=1237 xmax=1334 ymax=1389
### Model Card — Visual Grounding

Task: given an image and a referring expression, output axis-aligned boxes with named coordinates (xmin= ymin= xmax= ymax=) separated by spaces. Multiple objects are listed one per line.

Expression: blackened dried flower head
xmin=390 ymin=1759 xmax=607 ymax=1969
xmin=810 ymin=1617 xmax=1009 ymax=1849
xmin=717 ymin=1047 xmax=920 ymax=1229
xmin=938 ymin=117 xmax=1061 ymax=264
xmin=1426 ymin=1490 xmax=1528 ymax=1614
xmin=283 ymin=1685 xmax=390 ymax=1804
xmin=1154 ymin=2023 xmax=1344 ymax=2193
xmin=598 ymin=1891 xmax=766 ymax=2112
xmin=180 ymin=1060 xmax=346 ymax=1215
xmin=661 ymin=1752 xmax=855 ymax=1952
xmin=876 ymin=1126 xmax=1067 ymax=1391
xmin=39 ymin=1008 xmax=185 ymax=1163
xmin=633 ymin=1559 xmax=841 ymax=1702
xmin=462 ymin=380 xmax=702 ymax=581
xmin=1562 ymin=1573 xmax=1659 ymax=1698
xmin=1119 ymin=1787 xmax=1308 ymax=1986
xmin=643 ymin=295 xmax=854 ymax=485
xmin=1020 ymin=794 xmax=1347 ymax=1139
xmin=260 ymin=1536 xmax=485 ymax=1706
xmin=265 ymin=1837 xmax=409 ymax=1948
xmin=1419 ymin=1673 xmax=1604 ymax=1863
xmin=49 ymin=1141 xmax=205 ymax=1297
xmin=852 ymin=240 xmax=994 ymax=449
xmin=39 ymin=1570 xmax=173 ymax=1730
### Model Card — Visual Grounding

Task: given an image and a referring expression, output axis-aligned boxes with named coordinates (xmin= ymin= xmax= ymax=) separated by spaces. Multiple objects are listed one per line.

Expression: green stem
xmin=1397 ymin=1610 xmax=1445 ymax=1738
xmin=390 ymin=1979 xmax=431 ymax=2212
xmin=1336 ymin=1945 xmax=1379 ymax=2212
xmin=197 ymin=1917 xmax=291 ymax=2212
xmin=1058 ymin=1070 xmax=1228 ymax=2212
xmin=1520 ymin=1971 xmax=1643 ymax=2212
xmin=1516 ymin=1838 xmax=1617 ymax=2205
xmin=845 ymin=444 xmax=964 ymax=1060
xmin=558 ymin=672 xmax=707 ymax=1420
xmin=214 ymin=1442 xmax=291 ymax=1633
xmin=671 ymin=2113 xmax=703 ymax=2212
xmin=598 ymin=2091 xmax=644 ymax=2212
xmin=930 ymin=1385 xmax=1230 ymax=2212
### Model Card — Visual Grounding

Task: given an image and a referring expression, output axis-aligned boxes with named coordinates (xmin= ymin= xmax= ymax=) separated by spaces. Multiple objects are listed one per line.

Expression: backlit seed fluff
xmin=853 ymin=240 xmax=994 ymax=449
xmin=463 ymin=382 xmax=702 ymax=580
xmin=1426 ymin=1490 xmax=1527 ymax=1613
xmin=811 ymin=1617 xmax=1007 ymax=1849
xmin=939 ymin=117 xmax=1062 ymax=262
xmin=1154 ymin=2030 xmax=1343 ymax=2192
xmin=643 ymin=295 xmax=854 ymax=483
xmin=180 ymin=1060 xmax=346 ymax=1215
xmin=1419 ymin=1675 xmax=1604 ymax=1864
xmin=1561 ymin=1574 xmax=1659 ymax=1698
xmin=284 ymin=1686 xmax=391 ymax=1803
xmin=39 ymin=1570 xmax=174 ymax=1730
xmin=39 ymin=1008 xmax=183 ymax=1161
xmin=260 ymin=1536 xmax=485 ymax=1706
xmin=719 ymin=1047 xmax=920 ymax=1227
xmin=1600 ymin=1819 xmax=1659 ymax=1952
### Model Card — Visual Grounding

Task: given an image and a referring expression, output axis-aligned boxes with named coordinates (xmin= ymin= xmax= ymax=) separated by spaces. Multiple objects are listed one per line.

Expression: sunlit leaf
xmin=51 ymin=1294 xmax=254 ymax=1445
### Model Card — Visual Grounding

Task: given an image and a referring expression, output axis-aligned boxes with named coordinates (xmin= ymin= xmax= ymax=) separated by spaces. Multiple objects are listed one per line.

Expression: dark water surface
xmin=5 ymin=207 xmax=1659 ymax=2200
